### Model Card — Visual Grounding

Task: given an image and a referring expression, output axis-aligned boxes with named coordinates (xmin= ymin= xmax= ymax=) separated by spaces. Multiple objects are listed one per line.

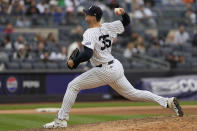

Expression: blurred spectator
xmin=125 ymin=0 xmax=132 ymax=13
xmin=0 ymin=51 xmax=7 ymax=71
xmin=106 ymin=0 xmax=120 ymax=9
xmin=165 ymin=53 xmax=184 ymax=69
xmin=46 ymin=32 xmax=60 ymax=52
xmin=123 ymin=42 xmax=137 ymax=58
xmin=59 ymin=46 xmax=67 ymax=60
xmin=166 ymin=33 xmax=176 ymax=45
xmin=67 ymin=41 xmax=82 ymax=57
xmin=4 ymin=23 xmax=14 ymax=34
xmin=53 ymin=7 xmax=64 ymax=25
xmin=58 ymin=0 xmax=65 ymax=7
xmin=144 ymin=0 xmax=155 ymax=7
xmin=10 ymin=0 xmax=25 ymax=15
xmin=133 ymin=4 xmax=156 ymax=27
xmin=184 ymin=0 xmax=195 ymax=4
xmin=37 ymin=0 xmax=47 ymax=14
xmin=25 ymin=44 xmax=31 ymax=53
xmin=135 ymin=36 xmax=146 ymax=55
xmin=174 ymin=25 xmax=190 ymax=45
xmin=37 ymin=41 xmax=45 ymax=56
xmin=137 ymin=44 xmax=146 ymax=55
xmin=66 ymin=0 xmax=75 ymax=24
xmin=47 ymin=32 xmax=56 ymax=43
xmin=50 ymin=46 xmax=67 ymax=60
xmin=130 ymin=0 xmax=144 ymax=12
xmin=14 ymin=35 xmax=26 ymax=50
xmin=0 ymin=35 xmax=12 ymax=50
xmin=150 ymin=35 xmax=160 ymax=48
xmin=76 ymin=6 xmax=84 ymax=16
xmin=24 ymin=0 xmax=32 ymax=6
xmin=185 ymin=9 xmax=196 ymax=25
xmin=135 ymin=36 xmax=144 ymax=47
xmin=0 ymin=1 xmax=10 ymax=15
xmin=192 ymin=33 xmax=197 ymax=47
xmin=129 ymin=32 xmax=139 ymax=42
xmin=26 ymin=1 xmax=40 ymax=16
xmin=71 ymin=25 xmax=83 ymax=41
xmin=35 ymin=34 xmax=46 ymax=43
xmin=13 ymin=44 xmax=32 ymax=61
xmin=43 ymin=7 xmax=51 ymax=16
xmin=150 ymin=35 xmax=164 ymax=47
xmin=0 ymin=62 xmax=5 ymax=71
xmin=16 ymin=16 xmax=31 ymax=27
xmin=49 ymin=0 xmax=58 ymax=14
xmin=41 ymin=51 xmax=50 ymax=62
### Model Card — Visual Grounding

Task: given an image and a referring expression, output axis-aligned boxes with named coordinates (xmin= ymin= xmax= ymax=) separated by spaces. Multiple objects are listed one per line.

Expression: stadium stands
xmin=0 ymin=0 xmax=197 ymax=70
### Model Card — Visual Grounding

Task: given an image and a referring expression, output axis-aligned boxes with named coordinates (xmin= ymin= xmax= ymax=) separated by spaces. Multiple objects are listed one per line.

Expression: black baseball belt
xmin=96 ymin=60 xmax=114 ymax=67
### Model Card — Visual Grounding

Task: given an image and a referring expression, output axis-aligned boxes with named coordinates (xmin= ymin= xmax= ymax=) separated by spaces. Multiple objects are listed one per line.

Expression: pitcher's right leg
xmin=109 ymin=76 xmax=168 ymax=108
xmin=109 ymin=76 xmax=184 ymax=116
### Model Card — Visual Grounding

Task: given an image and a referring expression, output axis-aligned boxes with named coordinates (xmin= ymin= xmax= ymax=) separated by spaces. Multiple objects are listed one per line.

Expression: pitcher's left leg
xmin=110 ymin=76 xmax=168 ymax=108
xmin=44 ymin=68 xmax=107 ymax=128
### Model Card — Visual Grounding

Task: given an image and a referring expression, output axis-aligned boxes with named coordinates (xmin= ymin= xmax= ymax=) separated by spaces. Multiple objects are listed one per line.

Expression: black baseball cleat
xmin=167 ymin=97 xmax=184 ymax=117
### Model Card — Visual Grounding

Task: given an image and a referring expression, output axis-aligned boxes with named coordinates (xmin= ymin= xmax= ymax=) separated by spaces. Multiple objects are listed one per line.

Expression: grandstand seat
xmin=0 ymin=32 xmax=7 ymax=41
xmin=161 ymin=47 xmax=173 ymax=56
xmin=7 ymin=62 xmax=20 ymax=69
xmin=177 ymin=63 xmax=191 ymax=69
xmin=10 ymin=33 xmax=21 ymax=42
xmin=148 ymin=64 xmax=161 ymax=69
xmin=192 ymin=47 xmax=197 ymax=56
xmin=191 ymin=62 xmax=197 ymax=69
xmin=32 ymin=62 xmax=46 ymax=69
xmin=58 ymin=60 xmax=67 ymax=69
xmin=0 ymin=57 xmax=9 ymax=63
xmin=0 ymin=52 xmax=9 ymax=63
xmin=20 ymin=62 xmax=32 ymax=69
xmin=23 ymin=33 xmax=35 ymax=42
xmin=131 ymin=63 xmax=147 ymax=69
xmin=147 ymin=48 xmax=161 ymax=57
xmin=46 ymin=62 xmax=58 ymax=69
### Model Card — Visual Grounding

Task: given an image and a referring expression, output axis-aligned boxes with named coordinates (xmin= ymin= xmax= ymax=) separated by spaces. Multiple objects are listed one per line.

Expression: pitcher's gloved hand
xmin=67 ymin=48 xmax=80 ymax=69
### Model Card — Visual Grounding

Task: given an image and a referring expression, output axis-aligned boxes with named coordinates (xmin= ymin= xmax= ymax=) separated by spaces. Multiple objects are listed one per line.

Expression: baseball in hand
xmin=114 ymin=8 xmax=125 ymax=16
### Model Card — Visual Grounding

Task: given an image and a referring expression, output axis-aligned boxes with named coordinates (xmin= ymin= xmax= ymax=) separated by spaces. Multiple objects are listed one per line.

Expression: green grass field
xmin=0 ymin=101 xmax=196 ymax=110
xmin=0 ymin=114 xmax=157 ymax=131
xmin=0 ymin=101 xmax=196 ymax=131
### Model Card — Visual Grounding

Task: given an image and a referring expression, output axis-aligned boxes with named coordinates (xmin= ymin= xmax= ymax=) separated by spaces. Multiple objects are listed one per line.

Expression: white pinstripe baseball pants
xmin=58 ymin=59 xmax=168 ymax=120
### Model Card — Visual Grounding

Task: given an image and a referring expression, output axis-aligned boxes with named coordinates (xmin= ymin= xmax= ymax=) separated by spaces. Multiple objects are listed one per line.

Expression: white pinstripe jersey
xmin=82 ymin=20 xmax=124 ymax=66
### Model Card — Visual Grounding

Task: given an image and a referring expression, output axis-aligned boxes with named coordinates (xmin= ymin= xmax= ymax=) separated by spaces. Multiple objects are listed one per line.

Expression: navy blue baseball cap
xmin=83 ymin=5 xmax=103 ymax=21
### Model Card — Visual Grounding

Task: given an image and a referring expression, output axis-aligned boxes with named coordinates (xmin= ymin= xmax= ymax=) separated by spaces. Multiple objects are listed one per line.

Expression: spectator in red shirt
xmin=3 ymin=23 xmax=14 ymax=34
xmin=184 ymin=0 xmax=194 ymax=4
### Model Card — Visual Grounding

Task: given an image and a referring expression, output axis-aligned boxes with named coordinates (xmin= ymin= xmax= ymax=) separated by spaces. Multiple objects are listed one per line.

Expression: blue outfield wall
xmin=136 ymin=75 xmax=197 ymax=101
xmin=46 ymin=74 xmax=111 ymax=94
xmin=0 ymin=70 xmax=197 ymax=100
xmin=0 ymin=72 xmax=111 ymax=96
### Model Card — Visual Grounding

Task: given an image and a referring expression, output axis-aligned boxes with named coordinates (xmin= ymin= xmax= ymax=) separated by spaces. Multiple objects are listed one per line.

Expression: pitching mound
xmin=21 ymin=115 xmax=197 ymax=131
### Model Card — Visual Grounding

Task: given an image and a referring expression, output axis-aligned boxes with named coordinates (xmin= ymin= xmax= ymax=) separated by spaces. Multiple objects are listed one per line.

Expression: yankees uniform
xmin=44 ymin=5 xmax=183 ymax=128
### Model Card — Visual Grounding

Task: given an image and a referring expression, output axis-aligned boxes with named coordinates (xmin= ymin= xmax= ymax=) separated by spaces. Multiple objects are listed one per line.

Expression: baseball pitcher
xmin=44 ymin=5 xmax=183 ymax=128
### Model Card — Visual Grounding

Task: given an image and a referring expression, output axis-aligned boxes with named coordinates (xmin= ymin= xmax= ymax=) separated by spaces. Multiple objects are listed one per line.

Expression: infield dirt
xmin=18 ymin=115 xmax=197 ymax=131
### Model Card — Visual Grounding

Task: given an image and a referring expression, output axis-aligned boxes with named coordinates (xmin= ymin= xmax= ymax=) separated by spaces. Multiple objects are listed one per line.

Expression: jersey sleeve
xmin=109 ymin=20 xmax=125 ymax=35
xmin=81 ymin=30 xmax=95 ymax=50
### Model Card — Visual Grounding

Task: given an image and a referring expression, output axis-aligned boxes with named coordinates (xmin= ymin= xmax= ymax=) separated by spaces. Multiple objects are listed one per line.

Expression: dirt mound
xmin=22 ymin=115 xmax=197 ymax=131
